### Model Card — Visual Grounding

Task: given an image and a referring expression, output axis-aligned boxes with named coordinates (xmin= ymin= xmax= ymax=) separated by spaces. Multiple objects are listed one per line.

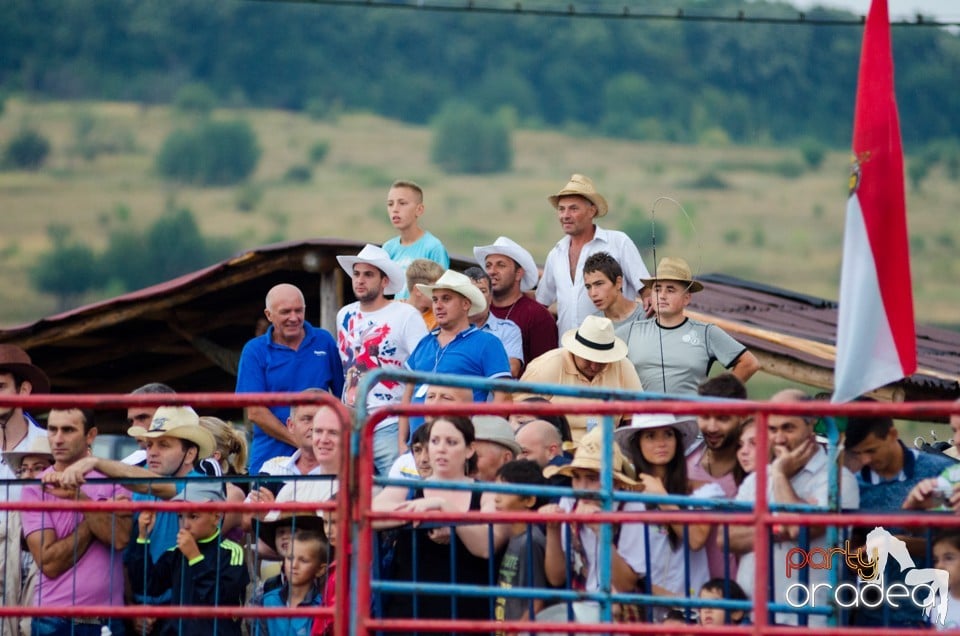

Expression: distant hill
xmin=1 ymin=0 xmax=958 ymax=145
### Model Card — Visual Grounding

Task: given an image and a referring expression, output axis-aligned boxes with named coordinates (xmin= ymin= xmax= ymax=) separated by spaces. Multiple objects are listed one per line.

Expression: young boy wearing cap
xmin=539 ymin=428 xmax=644 ymax=597
xmin=382 ymin=180 xmax=450 ymax=300
xmin=249 ymin=512 xmax=329 ymax=636
xmin=130 ymin=482 xmax=249 ymax=636
xmin=626 ymin=256 xmax=759 ymax=396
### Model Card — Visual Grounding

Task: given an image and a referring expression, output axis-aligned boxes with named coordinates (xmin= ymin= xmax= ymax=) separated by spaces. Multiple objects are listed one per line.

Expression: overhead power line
xmin=253 ymin=0 xmax=960 ymax=28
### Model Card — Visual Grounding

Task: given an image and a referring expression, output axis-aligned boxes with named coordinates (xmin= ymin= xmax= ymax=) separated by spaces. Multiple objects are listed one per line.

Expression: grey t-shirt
xmin=495 ymin=526 xmax=547 ymax=622
xmin=622 ymin=317 xmax=746 ymax=395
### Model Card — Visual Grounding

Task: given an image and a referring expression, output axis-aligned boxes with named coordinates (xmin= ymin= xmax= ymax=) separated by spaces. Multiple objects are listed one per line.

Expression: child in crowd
xmin=128 ymin=482 xmax=249 ymax=636
xmin=311 ymin=504 xmax=340 ymax=636
xmin=696 ymin=578 xmax=748 ymax=627
xmin=252 ymin=528 xmax=329 ymax=636
xmin=387 ymin=423 xmax=432 ymax=481
xmin=541 ymin=428 xmax=644 ymax=606
xmin=250 ymin=511 xmax=327 ymax=605
xmin=383 ymin=180 xmax=449 ymax=300
xmin=404 ymin=258 xmax=445 ymax=329
xmin=494 ymin=459 xmax=550 ymax=626
xmin=932 ymin=532 xmax=960 ymax=630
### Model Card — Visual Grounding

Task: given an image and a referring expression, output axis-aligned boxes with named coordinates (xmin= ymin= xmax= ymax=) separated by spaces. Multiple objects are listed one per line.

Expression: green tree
xmin=30 ymin=225 xmax=103 ymax=311
xmin=156 ymin=119 xmax=260 ymax=185
xmin=3 ymin=129 xmax=51 ymax=170
xmin=430 ymin=101 xmax=512 ymax=174
xmin=174 ymin=82 xmax=218 ymax=117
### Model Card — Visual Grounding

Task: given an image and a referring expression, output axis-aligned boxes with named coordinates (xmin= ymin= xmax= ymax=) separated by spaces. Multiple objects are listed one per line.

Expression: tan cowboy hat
xmin=544 ymin=427 xmax=638 ymax=487
xmin=336 ymin=244 xmax=406 ymax=296
xmin=127 ymin=406 xmax=216 ymax=460
xmin=415 ymin=270 xmax=487 ymax=315
xmin=0 ymin=345 xmax=50 ymax=394
xmin=615 ymin=413 xmax=701 ymax=458
xmin=548 ymin=174 xmax=609 ymax=218
xmin=560 ymin=315 xmax=628 ymax=364
xmin=640 ymin=257 xmax=703 ymax=293
xmin=2 ymin=436 xmax=54 ymax=473
xmin=473 ymin=236 xmax=540 ymax=292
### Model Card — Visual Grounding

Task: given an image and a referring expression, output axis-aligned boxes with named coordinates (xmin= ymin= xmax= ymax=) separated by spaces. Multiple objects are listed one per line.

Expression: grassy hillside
xmin=1 ymin=97 xmax=957 ymax=329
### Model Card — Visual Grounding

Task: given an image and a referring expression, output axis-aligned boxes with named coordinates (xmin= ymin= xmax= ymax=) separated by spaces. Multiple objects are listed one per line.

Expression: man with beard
xmin=336 ymin=244 xmax=427 ymax=475
xmin=474 ymin=236 xmax=558 ymax=363
xmin=686 ymin=374 xmax=748 ymax=578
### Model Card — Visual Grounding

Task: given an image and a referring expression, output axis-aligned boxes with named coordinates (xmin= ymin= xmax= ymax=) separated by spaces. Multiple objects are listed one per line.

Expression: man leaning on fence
xmin=25 ymin=408 xmax=132 ymax=636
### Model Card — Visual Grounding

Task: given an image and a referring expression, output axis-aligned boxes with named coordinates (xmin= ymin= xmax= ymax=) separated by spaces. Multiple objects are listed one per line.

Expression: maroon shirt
xmin=490 ymin=295 xmax=558 ymax=366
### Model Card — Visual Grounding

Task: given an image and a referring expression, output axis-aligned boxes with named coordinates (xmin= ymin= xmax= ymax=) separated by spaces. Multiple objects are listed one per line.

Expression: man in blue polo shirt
xmin=399 ymin=270 xmax=512 ymax=452
xmin=237 ymin=283 xmax=344 ymax=473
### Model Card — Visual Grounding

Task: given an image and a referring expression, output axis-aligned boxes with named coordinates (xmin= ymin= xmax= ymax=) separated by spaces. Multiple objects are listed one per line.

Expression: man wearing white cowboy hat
xmin=399 ymin=269 xmax=513 ymax=450
xmin=537 ymin=174 xmax=651 ymax=336
xmin=626 ymin=256 xmax=759 ymax=396
xmin=518 ymin=315 xmax=642 ymax=442
xmin=474 ymin=236 xmax=558 ymax=364
xmin=336 ymin=243 xmax=428 ymax=475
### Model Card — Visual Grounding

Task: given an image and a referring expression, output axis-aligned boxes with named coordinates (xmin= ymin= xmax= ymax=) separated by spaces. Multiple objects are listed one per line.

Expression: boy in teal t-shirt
xmin=382 ymin=179 xmax=449 ymax=299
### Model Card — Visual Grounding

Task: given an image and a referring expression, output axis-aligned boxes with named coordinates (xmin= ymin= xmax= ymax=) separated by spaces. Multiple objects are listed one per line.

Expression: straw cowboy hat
xmin=548 ymin=174 xmax=609 ymax=218
xmin=640 ymin=257 xmax=703 ymax=293
xmin=615 ymin=413 xmax=701 ymax=458
xmin=473 ymin=236 xmax=540 ymax=292
xmin=415 ymin=270 xmax=487 ymax=315
xmin=0 ymin=344 xmax=50 ymax=394
xmin=560 ymin=315 xmax=628 ymax=364
xmin=336 ymin=244 xmax=406 ymax=296
xmin=544 ymin=427 xmax=638 ymax=487
xmin=2 ymin=436 xmax=54 ymax=473
xmin=127 ymin=405 xmax=216 ymax=460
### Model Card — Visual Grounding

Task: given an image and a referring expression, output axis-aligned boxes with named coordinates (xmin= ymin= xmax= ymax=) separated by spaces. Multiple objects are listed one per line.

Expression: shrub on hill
xmin=430 ymin=101 xmax=512 ymax=174
xmin=3 ymin=129 xmax=51 ymax=170
xmin=156 ymin=119 xmax=260 ymax=186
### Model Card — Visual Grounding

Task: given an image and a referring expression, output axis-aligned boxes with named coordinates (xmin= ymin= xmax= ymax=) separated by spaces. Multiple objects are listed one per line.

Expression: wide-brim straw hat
xmin=473 ymin=236 xmax=540 ymax=292
xmin=544 ymin=427 xmax=638 ymax=487
xmin=415 ymin=269 xmax=487 ymax=315
xmin=2 ymin=436 xmax=54 ymax=473
xmin=640 ymin=257 xmax=703 ymax=293
xmin=256 ymin=510 xmax=327 ymax=554
xmin=615 ymin=413 xmax=701 ymax=458
xmin=548 ymin=174 xmax=609 ymax=218
xmin=560 ymin=315 xmax=628 ymax=364
xmin=336 ymin=244 xmax=406 ymax=296
xmin=0 ymin=345 xmax=50 ymax=394
xmin=127 ymin=405 xmax=216 ymax=461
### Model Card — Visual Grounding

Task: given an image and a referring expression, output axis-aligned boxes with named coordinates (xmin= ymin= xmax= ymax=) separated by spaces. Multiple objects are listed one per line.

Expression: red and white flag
xmin=833 ymin=0 xmax=916 ymax=403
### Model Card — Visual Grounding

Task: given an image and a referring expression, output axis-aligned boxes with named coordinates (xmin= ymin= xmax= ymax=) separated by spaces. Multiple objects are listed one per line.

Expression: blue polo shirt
xmin=236 ymin=321 xmax=344 ymax=473
xmin=405 ymin=325 xmax=511 ymax=439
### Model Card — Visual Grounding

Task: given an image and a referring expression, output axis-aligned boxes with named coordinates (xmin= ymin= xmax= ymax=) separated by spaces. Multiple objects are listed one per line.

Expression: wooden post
xmin=319 ymin=267 xmax=342 ymax=334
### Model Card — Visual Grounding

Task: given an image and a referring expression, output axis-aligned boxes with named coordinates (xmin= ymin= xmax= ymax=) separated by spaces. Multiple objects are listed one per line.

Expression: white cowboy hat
xmin=415 ymin=270 xmax=487 ymax=315
xmin=548 ymin=174 xmax=609 ymax=218
xmin=640 ymin=257 xmax=703 ymax=293
xmin=127 ymin=406 xmax=216 ymax=461
xmin=615 ymin=413 xmax=701 ymax=458
xmin=473 ymin=237 xmax=539 ymax=292
xmin=560 ymin=315 xmax=628 ymax=364
xmin=336 ymin=244 xmax=406 ymax=296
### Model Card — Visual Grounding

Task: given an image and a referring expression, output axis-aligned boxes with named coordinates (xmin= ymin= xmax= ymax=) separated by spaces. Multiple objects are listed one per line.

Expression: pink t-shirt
xmin=20 ymin=469 xmax=129 ymax=607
